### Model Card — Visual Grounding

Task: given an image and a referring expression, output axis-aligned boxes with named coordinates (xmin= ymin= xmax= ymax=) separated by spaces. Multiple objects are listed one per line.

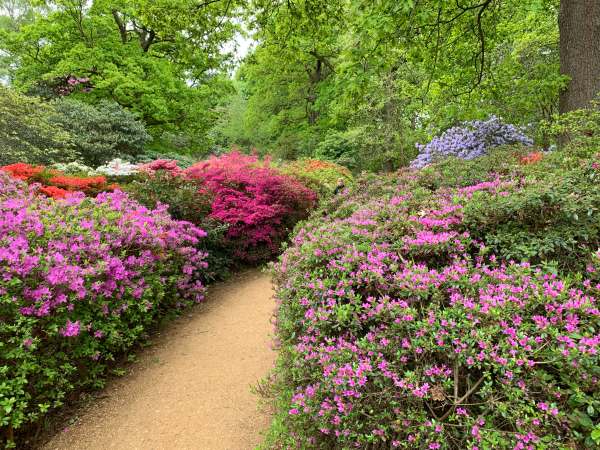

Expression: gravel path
xmin=43 ymin=270 xmax=275 ymax=450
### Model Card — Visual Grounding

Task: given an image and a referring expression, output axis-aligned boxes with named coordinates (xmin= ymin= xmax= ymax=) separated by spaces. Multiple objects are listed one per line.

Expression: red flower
xmin=520 ymin=152 xmax=543 ymax=165
xmin=39 ymin=185 xmax=70 ymax=199
xmin=1 ymin=163 xmax=44 ymax=181
xmin=48 ymin=175 xmax=108 ymax=193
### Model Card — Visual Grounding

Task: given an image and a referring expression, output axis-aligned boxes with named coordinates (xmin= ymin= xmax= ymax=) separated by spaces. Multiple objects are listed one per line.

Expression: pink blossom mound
xmin=138 ymin=159 xmax=183 ymax=176
xmin=272 ymin=170 xmax=600 ymax=449
xmin=185 ymin=152 xmax=317 ymax=263
xmin=0 ymin=172 xmax=208 ymax=437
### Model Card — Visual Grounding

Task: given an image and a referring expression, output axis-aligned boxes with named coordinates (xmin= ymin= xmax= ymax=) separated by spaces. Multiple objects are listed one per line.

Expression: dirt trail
xmin=43 ymin=270 xmax=275 ymax=450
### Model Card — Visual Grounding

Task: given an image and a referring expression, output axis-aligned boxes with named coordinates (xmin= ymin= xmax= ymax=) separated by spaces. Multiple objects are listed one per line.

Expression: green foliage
xmin=0 ymin=87 xmax=76 ymax=166
xmin=125 ymin=171 xmax=232 ymax=281
xmin=51 ymin=98 xmax=150 ymax=166
xmin=0 ymin=0 xmax=240 ymax=146
xmin=314 ymin=131 xmax=359 ymax=170
xmin=412 ymin=146 xmax=600 ymax=273
xmin=544 ymin=104 xmax=600 ymax=151
xmin=229 ymin=0 xmax=562 ymax=170
xmin=463 ymin=152 xmax=600 ymax=272
xmin=280 ymin=158 xmax=353 ymax=198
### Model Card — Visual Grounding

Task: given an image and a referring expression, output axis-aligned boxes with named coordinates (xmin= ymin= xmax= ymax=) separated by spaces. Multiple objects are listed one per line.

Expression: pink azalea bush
xmin=185 ymin=152 xmax=317 ymax=263
xmin=0 ymin=172 xmax=207 ymax=443
xmin=270 ymin=167 xmax=600 ymax=448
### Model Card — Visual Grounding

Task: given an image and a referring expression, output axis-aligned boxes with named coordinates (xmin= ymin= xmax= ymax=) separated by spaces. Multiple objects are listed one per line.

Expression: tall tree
xmin=0 ymin=0 xmax=242 ymax=150
xmin=558 ymin=0 xmax=600 ymax=112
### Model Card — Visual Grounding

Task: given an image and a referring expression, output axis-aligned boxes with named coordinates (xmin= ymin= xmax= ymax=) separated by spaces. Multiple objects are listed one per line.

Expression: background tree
xmin=51 ymin=98 xmax=151 ymax=166
xmin=224 ymin=0 xmax=561 ymax=170
xmin=558 ymin=0 xmax=600 ymax=113
xmin=0 ymin=86 xmax=76 ymax=165
xmin=0 ymin=0 xmax=242 ymax=152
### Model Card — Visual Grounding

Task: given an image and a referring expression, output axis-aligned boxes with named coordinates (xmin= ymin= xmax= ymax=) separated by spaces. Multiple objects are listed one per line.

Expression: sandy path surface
xmin=43 ymin=270 xmax=275 ymax=450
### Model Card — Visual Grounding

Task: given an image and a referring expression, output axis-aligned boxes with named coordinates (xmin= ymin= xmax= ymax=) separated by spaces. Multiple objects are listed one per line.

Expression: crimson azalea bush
xmin=0 ymin=172 xmax=208 ymax=447
xmin=185 ymin=152 xmax=317 ymax=263
xmin=269 ymin=164 xmax=600 ymax=449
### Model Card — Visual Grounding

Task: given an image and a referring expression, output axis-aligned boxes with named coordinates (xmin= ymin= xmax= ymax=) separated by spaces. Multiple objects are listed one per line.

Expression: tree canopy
xmin=0 ymin=0 xmax=242 ymax=151
xmin=1 ymin=0 xmax=597 ymax=170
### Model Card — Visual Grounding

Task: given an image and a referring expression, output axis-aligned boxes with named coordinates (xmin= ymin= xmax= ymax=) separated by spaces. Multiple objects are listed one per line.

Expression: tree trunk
xmin=559 ymin=0 xmax=600 ymax=113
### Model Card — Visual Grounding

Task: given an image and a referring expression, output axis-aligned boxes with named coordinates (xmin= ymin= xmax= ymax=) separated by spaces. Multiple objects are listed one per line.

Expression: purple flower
xmin=412 ymin=116 xmax=533 ymax=168
xmin=60 ymin=319 xmax=80 ymax=337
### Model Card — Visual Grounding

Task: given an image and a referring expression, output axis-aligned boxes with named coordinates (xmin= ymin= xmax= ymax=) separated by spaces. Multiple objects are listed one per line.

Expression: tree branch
xmin=111 ymin=10 xmax=128 ymax=44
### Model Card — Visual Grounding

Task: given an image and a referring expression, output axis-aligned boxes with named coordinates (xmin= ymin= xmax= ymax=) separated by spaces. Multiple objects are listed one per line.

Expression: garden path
xmin=43 ymin=269 xmax=275 ymax=450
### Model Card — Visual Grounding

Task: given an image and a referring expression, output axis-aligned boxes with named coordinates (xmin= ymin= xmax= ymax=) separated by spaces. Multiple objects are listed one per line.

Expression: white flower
xmin=51 ymin=161 xmax=95 ymax=175
xmin=94 ymin=158 xmax=139 ymax=176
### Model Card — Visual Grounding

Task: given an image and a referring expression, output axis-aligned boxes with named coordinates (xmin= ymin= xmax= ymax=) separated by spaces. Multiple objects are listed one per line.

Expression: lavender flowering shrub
xmin=0 ymin=173 xmax=207 ymax=444
xmin=270 ymin=168 xmax=600 ymax=449
xmin=411 ymin=116 xmax=533 ymax=168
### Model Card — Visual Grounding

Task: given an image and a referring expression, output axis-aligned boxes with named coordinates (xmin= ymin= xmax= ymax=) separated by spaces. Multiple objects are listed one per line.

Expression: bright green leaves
xmin=0 ymin=0 xmax=242 ymax=150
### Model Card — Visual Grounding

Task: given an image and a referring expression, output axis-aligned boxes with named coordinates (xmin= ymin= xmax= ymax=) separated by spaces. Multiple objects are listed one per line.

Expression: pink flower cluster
xmin=0 ymin=172 xmax=208 ymax=435
xmin=272 ymin=170 xmax=600 ymax=449
xmin=184 ymin=152 xmax=317 ymax=262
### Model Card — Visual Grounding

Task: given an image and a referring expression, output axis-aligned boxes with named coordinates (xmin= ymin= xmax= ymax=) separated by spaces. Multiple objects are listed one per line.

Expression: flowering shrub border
xmin=0 ymin=163 xmax=116 ymax=198
xmin=269 ymin=160 xmax=600 ymax=448
xmin=0 ymin=173 xmax=208 ymax=446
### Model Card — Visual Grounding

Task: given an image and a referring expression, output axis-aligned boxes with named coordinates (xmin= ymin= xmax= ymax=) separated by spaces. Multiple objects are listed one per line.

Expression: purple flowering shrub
xmin=270 ymin=169 xmax=600 ymax=449
xmin=411 ymin=116 xmax=533 ymax=168
xmin=0 ymin=173 xmax=207 ymax=443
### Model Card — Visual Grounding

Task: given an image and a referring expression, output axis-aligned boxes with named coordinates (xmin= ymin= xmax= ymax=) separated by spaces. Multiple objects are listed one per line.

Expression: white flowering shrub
xmin=94 ymin=158 xmax=139 ymax=176
xmin=51 ymin=161 xmax=95 ymax=175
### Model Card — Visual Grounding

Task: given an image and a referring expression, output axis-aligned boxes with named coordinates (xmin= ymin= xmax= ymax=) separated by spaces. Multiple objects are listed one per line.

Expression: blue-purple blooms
xmin=411 ymin=116 xmax=533 ymax=168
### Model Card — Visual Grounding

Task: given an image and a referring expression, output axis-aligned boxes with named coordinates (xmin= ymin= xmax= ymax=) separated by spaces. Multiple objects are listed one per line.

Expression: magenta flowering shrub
xmin=0 ymin=173 xmax=207 ymax=444
xmin=271 ymin=170 xmax=600 ymax=449
xmin=185 ymin=152 xmax=317 ymax=263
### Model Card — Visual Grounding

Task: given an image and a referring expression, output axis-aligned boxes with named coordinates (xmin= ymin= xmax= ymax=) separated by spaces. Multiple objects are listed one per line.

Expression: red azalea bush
xmin=185 ymin=152 xmax=317 ymax=263
xmin=39 ymin=185 xmax=70 ymax=199
xmin=0 ymin=163 xmax=116 ymax=198
xmin=48 ymin=175 xmax=110 ymax=196
xmin=0 ymin=163 xmax=45 ymax=181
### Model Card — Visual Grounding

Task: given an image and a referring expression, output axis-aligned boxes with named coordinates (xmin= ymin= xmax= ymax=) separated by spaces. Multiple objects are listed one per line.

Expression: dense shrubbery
xmin=1 ymin=163 xmax=116 ymax=199
xmin=281 ymin=159 xmax=353 ymax=198
xmin=0 ymin=89 xmax=152 ymax=169
xmin=0 ymin=173 xmax=208 ymax=445
xmin=51 ymin=99 xmax=151 ymax=167
xmin=125 ymin=170 xmax=231 ymax=281
xmin=126 ymin=153 xmax=318 ymax=265
xmin=268 ymin=148 xmax=600 ymax=449
xmin=2 ymin=153 xmax=325 ymax=272
xmin=412 ymin=117 xmax=533 ymax=168
xmin=94 ymin=158 xmax=140 ymax=178
xmin=415 ymin=147 xmax=600 ymax=272
xmin=0 ymin=88 xmax=76 ymax=166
